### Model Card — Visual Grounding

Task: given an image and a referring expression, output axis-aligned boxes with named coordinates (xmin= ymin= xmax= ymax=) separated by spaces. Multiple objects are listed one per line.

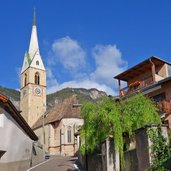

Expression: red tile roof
xmin=32 ymin=96 xmax=82 ymax=130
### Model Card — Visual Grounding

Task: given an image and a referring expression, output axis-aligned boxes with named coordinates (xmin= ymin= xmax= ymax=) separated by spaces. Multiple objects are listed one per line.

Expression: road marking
xmin=74 ymin=160 xmax=81 ymax=171
xmin=26 ymin=159 xmax=53 ymax=171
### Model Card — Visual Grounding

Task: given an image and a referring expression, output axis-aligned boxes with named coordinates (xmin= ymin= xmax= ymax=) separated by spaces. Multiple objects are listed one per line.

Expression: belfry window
xmin=35 ymin=72 xmax=40 ymax=85
xmin=36 ymin=60 xmax=39 ymax=66
xmin=67 ymin=126 xmax=72 ymax=143
xmin=24 ymin=73 xmax=27 ymax=86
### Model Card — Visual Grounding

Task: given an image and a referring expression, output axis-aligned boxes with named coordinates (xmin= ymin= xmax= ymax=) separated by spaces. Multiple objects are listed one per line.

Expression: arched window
xmin=67 ymin=126 xmax=72 ymax=143
xmin=24 ymin=73 xmax=27 ymax=86
xmin=36 ymin=60 xmax=39 ymax=66
xmin=35 ymin=72 xmax=40 ymax=85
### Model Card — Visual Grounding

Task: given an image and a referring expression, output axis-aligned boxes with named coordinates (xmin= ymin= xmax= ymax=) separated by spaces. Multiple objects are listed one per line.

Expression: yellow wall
xmin=20 ymin=67 xmax=46 ymax=127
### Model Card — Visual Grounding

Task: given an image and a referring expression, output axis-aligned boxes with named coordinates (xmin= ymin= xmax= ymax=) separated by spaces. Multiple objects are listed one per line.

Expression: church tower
xmin=20 ymin=10 xmax=46 ymax=127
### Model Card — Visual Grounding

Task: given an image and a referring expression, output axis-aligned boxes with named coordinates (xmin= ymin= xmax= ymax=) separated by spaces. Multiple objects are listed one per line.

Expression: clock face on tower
xmin=34 ymin=86 xmax=42 ymax=96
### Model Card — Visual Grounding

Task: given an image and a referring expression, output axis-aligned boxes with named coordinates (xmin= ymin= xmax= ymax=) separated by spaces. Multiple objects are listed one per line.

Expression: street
xmin=27 ymin=156 xmax=79 ymax=171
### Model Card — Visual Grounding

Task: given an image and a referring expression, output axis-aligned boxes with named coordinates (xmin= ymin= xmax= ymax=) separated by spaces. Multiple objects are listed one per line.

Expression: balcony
xmin=120 ymin=77 xmax=153 ymax=97
xmin=156 ymin=100 xmax=171 ymax=114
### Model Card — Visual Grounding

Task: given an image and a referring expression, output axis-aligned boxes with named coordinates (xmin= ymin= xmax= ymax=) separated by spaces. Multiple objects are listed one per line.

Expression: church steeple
xmin=21 ymin=9 xmax=45 ymax=73
xmin=20 ymin=10 xmax=46 ymax=127
xmin=29 ymin=9 xmax=39 ymax=59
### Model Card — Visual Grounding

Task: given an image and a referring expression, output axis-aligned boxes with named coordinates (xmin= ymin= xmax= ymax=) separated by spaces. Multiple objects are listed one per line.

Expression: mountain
xmin=0 ymin=86 xmax=20 ymax=109
xmin=46 ymin=88 xmax=107 ymax=109
xmin=0 ymin=86 xmax=107 ymax=109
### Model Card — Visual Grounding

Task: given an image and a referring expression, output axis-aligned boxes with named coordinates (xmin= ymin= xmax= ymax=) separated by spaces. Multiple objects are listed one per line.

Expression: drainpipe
xmin=30 ymin=141 xmax=35 ymax=167
xmin=149 ymin=58 xmax=156 ymax=82
xmin=60 ymin=129 xmax=62 ymax=156
xmin=118 ymin=80 xmax=121 ymax=97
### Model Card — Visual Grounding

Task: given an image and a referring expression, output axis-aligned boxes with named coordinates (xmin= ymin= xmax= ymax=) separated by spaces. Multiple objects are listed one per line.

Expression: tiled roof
xmin=32 ymin=96 xmax=82 ymax=130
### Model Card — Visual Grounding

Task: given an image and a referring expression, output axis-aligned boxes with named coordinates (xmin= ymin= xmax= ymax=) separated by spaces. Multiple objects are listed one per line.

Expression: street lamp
xmin=42 ymin=103 xmax=47 ymax=157
xmin=42 ymin=113 xmax=45 ymax=156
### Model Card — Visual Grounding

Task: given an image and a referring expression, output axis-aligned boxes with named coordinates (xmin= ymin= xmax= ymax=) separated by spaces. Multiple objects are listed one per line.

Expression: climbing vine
xmin=147 ymin=127 xmax=171 ymax=171
xmin=80 ymin=93 xmax=161 ymax=170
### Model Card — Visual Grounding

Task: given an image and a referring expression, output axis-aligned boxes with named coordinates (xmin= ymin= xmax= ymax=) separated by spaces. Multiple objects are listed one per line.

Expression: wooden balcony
xmin=120 ymin=77 xmax=153 ymax=97
xmin=156 ymin=100 xmax=171 ymax=114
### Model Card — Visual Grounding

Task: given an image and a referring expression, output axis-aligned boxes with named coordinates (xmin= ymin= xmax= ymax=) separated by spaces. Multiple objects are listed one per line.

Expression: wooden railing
xmin=120 ymin=77 xmax=153 ymax=97
xmin=156 ymin=100 xmax=171 ymax=114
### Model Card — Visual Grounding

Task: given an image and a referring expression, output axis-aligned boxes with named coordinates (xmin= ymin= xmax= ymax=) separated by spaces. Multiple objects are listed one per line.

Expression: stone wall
xmin=124 ymin=149 xmax=138 ymax=171
xmin=78 ymin=139 xmax=115 ymax=171
xmin=135 ymin=128 xmax=150 ymax=171
xmin=78 ymin=125 xmax=168 ymax=171
xmin=135 ymin=125 xmax=168 ymax=171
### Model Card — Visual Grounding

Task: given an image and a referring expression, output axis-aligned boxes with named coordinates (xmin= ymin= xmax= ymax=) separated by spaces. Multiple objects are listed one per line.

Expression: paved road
xmin=28 ymin=156 xmax=78 ymax=171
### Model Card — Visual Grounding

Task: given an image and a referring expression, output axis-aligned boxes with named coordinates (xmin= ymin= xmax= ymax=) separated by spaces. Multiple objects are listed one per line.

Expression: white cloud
xmin=51 ymin=36 xmax=86 ymax=70
xmin=47 ymin=37 xmax=128 ymax=95
xmin=46 ymin=67 xmax=59 ymax=88
xmin=91 ymin=45 xmax=127 ymax=87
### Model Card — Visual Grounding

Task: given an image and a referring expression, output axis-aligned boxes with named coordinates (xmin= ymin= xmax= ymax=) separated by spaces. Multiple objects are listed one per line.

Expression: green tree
xmin=80 ymin=93 xmax=161 ymax=169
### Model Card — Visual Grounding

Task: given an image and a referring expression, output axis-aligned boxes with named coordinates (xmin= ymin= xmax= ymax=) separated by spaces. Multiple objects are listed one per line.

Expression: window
xmin=24 ymin=73 xmax=27 ymax=86
xmin=36 ymin=60 xmax=39 ymax=66
xmin=35 ymin=72 xmax=40 ymax=85
xmin=0 ymin=150 xmax=6 ymax=159
xmin=67 ymin=126 xmax=72 ymax=143
xmin=152 ymin=93 xmax=166 ymax=102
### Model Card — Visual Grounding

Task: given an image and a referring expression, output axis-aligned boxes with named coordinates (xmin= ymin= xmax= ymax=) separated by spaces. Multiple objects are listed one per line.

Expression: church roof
xmin=32 ymin=96 xmax=82 ymax=130
xmin=0 ymin=93 xmax=38 ymax=141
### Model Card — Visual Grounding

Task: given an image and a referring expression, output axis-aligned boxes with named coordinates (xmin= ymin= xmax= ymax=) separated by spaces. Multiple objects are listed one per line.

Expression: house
xmin=0 ymin=93 xmax=39 ymax=171
xmin=32 ymin=96 xmax=84 ymax=156
xmin=114 ymin=56 xmax=171 ymax=128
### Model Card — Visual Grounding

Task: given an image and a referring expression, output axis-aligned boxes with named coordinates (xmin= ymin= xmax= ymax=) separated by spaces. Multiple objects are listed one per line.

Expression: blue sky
xmin=0 ymin=0 xmax=171 ymax=95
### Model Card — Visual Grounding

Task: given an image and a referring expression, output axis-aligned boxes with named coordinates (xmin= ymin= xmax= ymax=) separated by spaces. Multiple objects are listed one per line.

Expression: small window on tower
xmin=24 ymin=73 xmax=27 ymax=86
xmin=35 ymin=72 xmax=40 ymax=85
xmin=36 ymin=61 xmax=39 ymax=66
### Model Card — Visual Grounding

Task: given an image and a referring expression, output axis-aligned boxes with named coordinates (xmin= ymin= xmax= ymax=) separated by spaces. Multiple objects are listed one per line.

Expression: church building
xmin=20 ymin=10 xmax=46 ymax=127
xmin=19 ymin=11 xmax=83 ymax=156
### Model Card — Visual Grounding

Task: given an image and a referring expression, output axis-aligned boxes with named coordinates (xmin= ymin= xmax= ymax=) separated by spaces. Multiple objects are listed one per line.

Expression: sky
xmin=0 ymin=0 xmax=171 ymax=95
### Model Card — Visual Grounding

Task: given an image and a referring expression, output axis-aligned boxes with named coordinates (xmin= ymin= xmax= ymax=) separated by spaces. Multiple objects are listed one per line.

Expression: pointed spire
xmin=21 ymin=9 xmax=45 ymax=73
xmin=29 ymin=8 xmax=39 ymax=59
xmin=33 ymin=8 xmax=36 ymax=26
